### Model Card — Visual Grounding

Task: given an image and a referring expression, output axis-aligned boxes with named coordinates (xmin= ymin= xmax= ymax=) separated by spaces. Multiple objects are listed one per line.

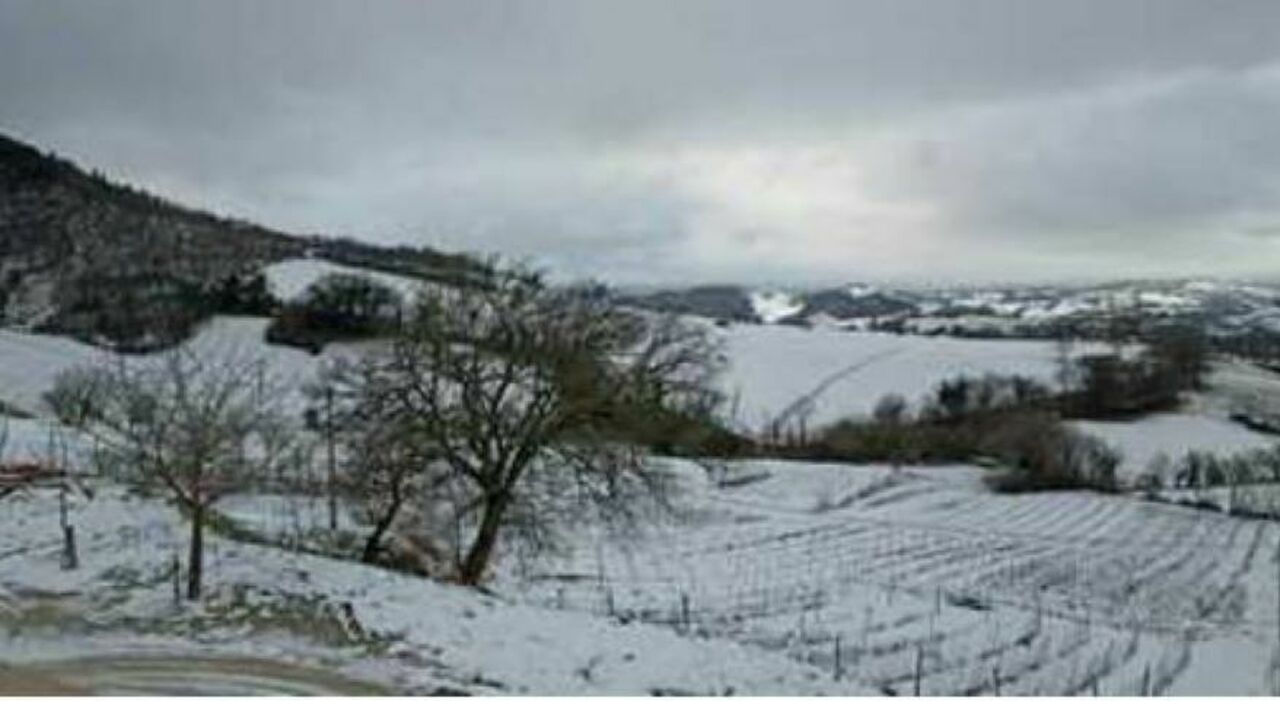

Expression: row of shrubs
xmin=1136 ymin=444 xmax=1280 ymax=492
xmin=748 ymin=327 xmax=1214 ymax=493
xmin=762 ymin=374 xmax=1121 ymax=493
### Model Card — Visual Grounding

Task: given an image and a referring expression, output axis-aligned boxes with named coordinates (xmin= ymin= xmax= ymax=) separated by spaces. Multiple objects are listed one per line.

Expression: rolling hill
xmin=0 ymin=132 xmax=485 ymax=350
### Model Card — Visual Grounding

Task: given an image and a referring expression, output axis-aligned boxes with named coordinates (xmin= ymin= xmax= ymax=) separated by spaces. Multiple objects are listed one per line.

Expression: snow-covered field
xmin=0 ymin=315 xmax=369 ymax=420
xmin=0 ymin=481 xmax=869 ymax=695
xmin=264 ymin=258 xmax=427 ymax=303
xmin=1071 ymin=414 xmax=1278 ymax=481
xmin=0 ymin=328 xmax=108 ymax=417
xmin=6 ymin=308 xmax=1280 ymax=693
xmin=715 ymin=324 xmax=1096 ymax=432
xmin=8 ymin=457 xmax=1280 ymax=694
xmin=504 ymin=459 xmax=1280 ymax=695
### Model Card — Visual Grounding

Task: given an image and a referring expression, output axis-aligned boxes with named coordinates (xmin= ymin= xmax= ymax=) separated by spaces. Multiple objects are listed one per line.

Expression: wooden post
xmin=171 ymin=552 xmax=181 ymax=606
xmin=913 ymin=643 xmax=924 ymax=696
xmin=680 ymin=591 xmax=691 ymax=633
xmin=61 ymin=524 xmax=78 ymax=571
xmin=992 ymin=666 xmax=1001 ymax=696
xmin=1141 ymin=664 xmax=1151 ymax=696
xmin=59 ymin=481 xmax=78 ymax=570
xmin=834 ymin=634 xmax=843 ymax=680
xmin=325 ymin=384 xmax=338 ymax=531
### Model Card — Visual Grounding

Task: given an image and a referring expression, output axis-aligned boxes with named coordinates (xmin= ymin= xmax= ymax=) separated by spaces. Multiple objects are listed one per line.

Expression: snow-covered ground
xmin=1200 ymin=358 xmax=1280 ymax=419
xmin=264 ymin=258 xmax=427 ymax=304
xmin=9 ymin=457 xmax=1280 ymax=694
xmin=502 ymin=459 xmax=1280 ymax=695
xmin=0 ymin=328 xmax=108 ymax=417
xmin=0 ymin=481 xmax=872 ymax=695
xmin=715 ymin=324 xmax=1099 ymax=432
xmin=748 ymin=291 xmax=804 ymax=324
xmin=1071 ymin=414 xmax=1278 ymax=481
xmin=0 ymin=315 xmax=371 ymax=420
xmin=173 ymin=459 xmax=1280 ymax=694
xmin=7 ymin=304 xmax=1280 ymax=693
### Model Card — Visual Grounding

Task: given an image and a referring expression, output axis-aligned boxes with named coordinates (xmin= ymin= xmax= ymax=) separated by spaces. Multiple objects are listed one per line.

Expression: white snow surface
xmin=0 ymin=481 xmax=872 ymax=695
xmin=715 ymin=324 xmax=1098 ymax=432
xmin=263 ymin=258 xmax=427 ymax=303
xmin=6 ymin=301 xmax=1280 ymax=691
xmin=501 ymin=459 xmax=1280 ymax=695
xmin=748 ymin=290 xmax=804 ymax=324
xmin=0 ymin=328 xmax=109 ymax=416
xmin=0 ymin=316 xmax=370 ymax=419
xmin=1071 ymin=413 xmax=1278 ymax=480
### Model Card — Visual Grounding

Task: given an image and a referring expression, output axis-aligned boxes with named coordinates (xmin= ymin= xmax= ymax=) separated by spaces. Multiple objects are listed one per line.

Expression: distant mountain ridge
xmin=0 ymin=132 xmax=484 ymax=349
xmin=626 ymin=278 xmax=1280 ymax=348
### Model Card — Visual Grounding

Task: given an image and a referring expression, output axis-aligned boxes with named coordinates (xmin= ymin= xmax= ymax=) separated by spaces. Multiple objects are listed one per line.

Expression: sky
xmin=2 ymin=0 xmax=1280 ymax=287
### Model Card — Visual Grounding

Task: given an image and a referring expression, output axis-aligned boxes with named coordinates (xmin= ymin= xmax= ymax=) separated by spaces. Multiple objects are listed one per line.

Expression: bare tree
xmin=367 ymin=268 xmax=722 ymax=585
xmin=320 ymin=355 xmax=446 ymax=567
xmin=50 ymin=349 xmax=298 ymax=599
xmin=1054 ymin=330 xmax=1076 ymax=395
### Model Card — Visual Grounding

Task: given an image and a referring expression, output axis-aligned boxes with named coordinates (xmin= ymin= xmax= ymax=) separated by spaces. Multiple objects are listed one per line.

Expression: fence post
xmin=58 ymin=481 xmax=78 ymax=570
xmin=834 ymin=634 xmax=843 ymax=681
xmin=171 ymin=552 xmax=181 ymax=607
xmin=914 ymin=642 xmax=924 ymax=696
xmin=680 ymin=591 xmax=691 ymax=633
xmin=1141 ymin=664 xmax=1151 ymax=696
xmin=992 ymin=665 xmax=1000 ymax=696
xmin=61 ymin=524 xmax=78 ymax=570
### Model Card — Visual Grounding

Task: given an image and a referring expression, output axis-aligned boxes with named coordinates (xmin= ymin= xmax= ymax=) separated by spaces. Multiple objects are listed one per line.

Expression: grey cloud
xmin=864 ymin=66 xmax=1280 ymax=274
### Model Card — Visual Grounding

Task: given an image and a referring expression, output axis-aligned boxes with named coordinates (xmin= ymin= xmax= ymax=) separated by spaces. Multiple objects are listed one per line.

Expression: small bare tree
xmin=368 ymin=268 xmax=722 ymax=585
xmin=50 ymin=349 xmax=298 ymax=599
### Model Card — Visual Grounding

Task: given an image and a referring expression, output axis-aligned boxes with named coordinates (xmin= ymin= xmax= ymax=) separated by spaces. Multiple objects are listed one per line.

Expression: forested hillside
xmin=0 ymin=132 xmax=485 ymax=350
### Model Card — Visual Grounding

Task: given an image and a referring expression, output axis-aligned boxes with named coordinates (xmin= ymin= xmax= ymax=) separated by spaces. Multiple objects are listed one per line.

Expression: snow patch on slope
xmin=748 ymin=290 xmax=803 ymax=324
xmin=1071 ymin=413 xmax=1277 ymax=480
xmin=264 ymin=258 xmax=426 ymax=303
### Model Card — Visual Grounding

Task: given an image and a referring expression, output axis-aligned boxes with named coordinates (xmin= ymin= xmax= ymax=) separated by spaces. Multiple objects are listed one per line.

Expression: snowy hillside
xmin=1071 ymin=414 xmax=1277 ymax=480
xmin=0 ymin=315 xmax=363 ymax=419
xmin=9 ymin=453 xmax=1280 ymax=693
xmin=634 ymin=278 xmax=1280 ymax=341
xmin=0 ymin=328 xmax=109 ymax=416
xmin=714 ymin=324 xmax=1093 ymax=431
xmin=0 ymin=482 xmax=873 ymax=695
xmin=502 ymin=458 xmax=1280 ymax=695
xmin=748 ymin=290 xmax=804 ymax=324
xmin=4 ymin=278 xmax=1280 ymax=694
xmin=263 ymin=258 xmax=429 ymax=304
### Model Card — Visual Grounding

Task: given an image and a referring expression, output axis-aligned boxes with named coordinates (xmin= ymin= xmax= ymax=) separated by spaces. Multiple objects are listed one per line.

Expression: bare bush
xmin=49 ymin=349 xmax=301 ymax=598
xmin=982 ymin=414 xmax=1120 ymax=493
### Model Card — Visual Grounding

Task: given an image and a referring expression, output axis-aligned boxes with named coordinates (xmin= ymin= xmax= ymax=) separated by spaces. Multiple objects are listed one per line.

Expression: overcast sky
xmin=3 ymin=0 xmax=1280 ymax=286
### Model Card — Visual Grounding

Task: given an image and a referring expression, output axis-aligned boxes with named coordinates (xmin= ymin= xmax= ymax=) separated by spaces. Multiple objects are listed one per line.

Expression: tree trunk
xmin=187 ymin=502 xmax=204 ymax=600
xmin=360 ymin=498 xmax=403 ymax=564
xmin=457 ymin=494 xmax=507 ymax=585
xmin=326 ymin=387 xmax=338 ymax=531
